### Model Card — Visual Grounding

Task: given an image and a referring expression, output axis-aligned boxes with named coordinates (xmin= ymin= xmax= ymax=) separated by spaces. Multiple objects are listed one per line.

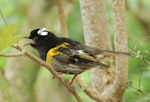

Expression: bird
xmin=25 ymin=28 xmax=129 ymax=84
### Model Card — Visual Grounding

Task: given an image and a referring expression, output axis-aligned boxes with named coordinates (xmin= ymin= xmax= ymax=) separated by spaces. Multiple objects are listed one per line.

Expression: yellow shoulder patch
xmin=46 ymin=42 xmax=69 ymax=64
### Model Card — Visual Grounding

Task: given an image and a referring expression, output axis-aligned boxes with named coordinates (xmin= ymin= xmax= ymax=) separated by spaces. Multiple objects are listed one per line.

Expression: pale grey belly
xmin=51 ymin=59 xmax=87 ymax=74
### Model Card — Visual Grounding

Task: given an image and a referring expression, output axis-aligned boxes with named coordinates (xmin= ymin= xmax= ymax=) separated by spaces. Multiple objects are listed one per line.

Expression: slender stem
xmin=57 ymin=0 xmax=68 ymax=37
xmin=0 ymin=51 xmax=25 ymax=57
xmin=139 ymin=69 xmax=142 ymax=90
xmin=128 ymin=84 xmax=147 ymax=94
xmin=0 ymin=9 xmax=8 ymax=25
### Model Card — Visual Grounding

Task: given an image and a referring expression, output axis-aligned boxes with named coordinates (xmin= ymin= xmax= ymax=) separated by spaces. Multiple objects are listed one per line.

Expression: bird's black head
xmin=26 ymin=28 xmax=62 ymax=60
xmin=29 ymin=28 xmax=49 ymax=42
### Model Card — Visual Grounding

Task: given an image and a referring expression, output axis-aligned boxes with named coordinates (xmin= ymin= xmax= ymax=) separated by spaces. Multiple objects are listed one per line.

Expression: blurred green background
xmin=0 ymin=0 xmax=150 ymax=102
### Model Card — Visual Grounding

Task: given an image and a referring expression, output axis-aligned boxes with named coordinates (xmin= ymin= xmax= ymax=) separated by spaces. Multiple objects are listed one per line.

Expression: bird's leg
xmin=53 ymin=73 xmax=78 ymax=85
xmin=69 ymin=74 xmax=78 ymax=85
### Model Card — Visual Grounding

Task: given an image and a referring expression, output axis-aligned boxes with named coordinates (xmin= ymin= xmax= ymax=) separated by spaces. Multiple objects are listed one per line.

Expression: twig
xmin=131 ymin=49 xmax=150 ymax=65
xmin=57 ymin=0 xmax=69 ymax=37
xmin=0 ymin=51 xmax=25 ymax=57
xmin=139 ymin=69 xmax=142 ymax=90
xmin=12 ymin=44 xmax=83 ymax=102
xmin=128 ymin=84 xmax=147 ymax=94
xmin=0 ymin=9 xmax=8 ymax=25
xmin=128 ymin=36 xmax=150 ymax=50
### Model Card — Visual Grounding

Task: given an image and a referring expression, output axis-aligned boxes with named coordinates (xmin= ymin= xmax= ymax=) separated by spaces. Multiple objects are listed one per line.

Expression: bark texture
xmin=79 ymin=0 xmax=112 ymax=94
xmin=111 ymin=0 xmax=128 ymax=100
xmin=79 ymin=0 xmax=128 ymax=101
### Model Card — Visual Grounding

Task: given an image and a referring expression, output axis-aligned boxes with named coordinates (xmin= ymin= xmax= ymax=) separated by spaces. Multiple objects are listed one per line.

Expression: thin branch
xmin=0 ymin=51 xmax=25 ymax=57
xmin=128 ymin=84 xmax=147 ymax=94
xmin=12 ymin=44 xmax=83 ymax=102
xmin=139 ymin=69 xmax=142 ymax=90
xmin=131 ymin=49 xmax=150 ymax=65
xmin=0 ymin=9 xmax=8 ymax=25
xmin=128 ymin=36 xmax=150 ymax=50
xmin=57 ymin=0 xmax=69 ymax=37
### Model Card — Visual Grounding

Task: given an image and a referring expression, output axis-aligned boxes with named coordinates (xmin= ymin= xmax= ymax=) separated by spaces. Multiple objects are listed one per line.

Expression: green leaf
xmin=0 ymin=25 xmax=22 ymax=51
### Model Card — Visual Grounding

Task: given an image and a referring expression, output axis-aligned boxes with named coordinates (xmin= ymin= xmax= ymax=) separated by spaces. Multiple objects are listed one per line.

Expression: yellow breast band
xmin=46 ymin=42 xmax=69 ymax=64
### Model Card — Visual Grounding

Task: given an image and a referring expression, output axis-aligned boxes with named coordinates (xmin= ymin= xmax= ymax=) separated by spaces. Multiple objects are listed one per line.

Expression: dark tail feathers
xmin=99 ymin=50 xmax=130 ymax=56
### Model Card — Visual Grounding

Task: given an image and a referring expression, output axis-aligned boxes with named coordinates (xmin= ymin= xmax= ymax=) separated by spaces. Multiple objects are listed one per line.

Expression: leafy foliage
xmin=0 ymin=25 xmax=22 ymax=51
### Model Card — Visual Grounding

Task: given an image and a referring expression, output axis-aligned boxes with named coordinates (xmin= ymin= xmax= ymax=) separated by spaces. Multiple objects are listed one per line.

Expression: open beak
xmin=23 ymin=36 xmax=34 ymax=47
xmin=23 ymin=42 xmax=34 ymax=47
xmin=24 ymin=36 xmax=30 ymax=39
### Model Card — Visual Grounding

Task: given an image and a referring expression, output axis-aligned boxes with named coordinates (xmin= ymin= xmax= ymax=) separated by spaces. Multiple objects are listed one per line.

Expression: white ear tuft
xmin=37 ymin=28 xmax=49 ymax=36
xmin=40 ymin=32 xmax=48 ymax=36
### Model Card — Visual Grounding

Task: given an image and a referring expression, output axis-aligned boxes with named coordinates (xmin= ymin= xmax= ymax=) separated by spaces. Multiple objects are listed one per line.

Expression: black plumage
xmin=26 ymin=28 xmax=129 ymax=84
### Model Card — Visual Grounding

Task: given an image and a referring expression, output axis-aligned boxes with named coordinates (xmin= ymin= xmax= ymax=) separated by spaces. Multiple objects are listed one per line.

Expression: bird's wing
xmin=74 ymin=45 xmax=130 ymax=57
xmin=55 ymin=47 xmax=108 ymax=68
xmin=60 ymin=37 xmax=129 ymax=56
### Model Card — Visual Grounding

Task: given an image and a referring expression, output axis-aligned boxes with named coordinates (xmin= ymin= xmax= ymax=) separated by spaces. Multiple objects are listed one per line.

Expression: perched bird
xmin=25 ymin=28 xmax=129 ymax=84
